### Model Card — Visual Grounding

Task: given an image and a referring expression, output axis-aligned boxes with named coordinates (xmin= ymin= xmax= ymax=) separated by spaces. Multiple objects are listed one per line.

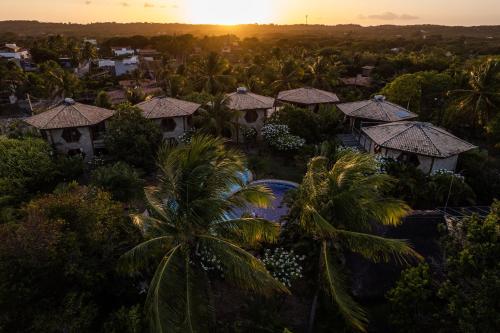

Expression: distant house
xmin=0 ymin=43 xmax=29 ymax=60
xmin=359 ymin=121 xmax=476 ymax=173
xmin=137 ymin=49 xmax=160 ymax=60
xmin=83 ymin=38 xmax=98 ymax=46
xmin=98 ymin=59 xmax=116 ymax=68
xmin=340 ymin=75 xmax=372 ymax=88
xmin=337 ymin=95 xmax=418 ymax=130
xmin=24 ymin=98 xmax=114 ymax=160
xmin=114 ymin=56 xmax=139 ymax=76
xmin=111 ymin=47 xmax=135 ymax=57
xmin=225 ymin=87 xmax=275 ymax=140
xmin=135 ymin=97 xmax=201 ymax=142
xmin=276 ymin=87 xmax=340 ymax=111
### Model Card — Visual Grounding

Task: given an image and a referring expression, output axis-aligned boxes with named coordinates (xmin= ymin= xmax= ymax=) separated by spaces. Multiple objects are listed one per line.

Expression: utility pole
xmin=306 ymin=15 xmax=308 ymax=25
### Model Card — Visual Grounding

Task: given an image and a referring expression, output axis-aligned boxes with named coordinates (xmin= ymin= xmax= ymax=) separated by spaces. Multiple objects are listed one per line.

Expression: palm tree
xmin=292 ymin=150 xmax=422 ymax=332
xmin=452 ymin=58 xmax=500 ymax=128
xmin=193 ymin=52 xmax=232 ymax=94
xmin=305 ymin=56 xmax=341 ymax=91
xmin=195 ymin=94 xmax=239 ymax=138
xmin=271 ymin=59 xmax=303 ymax=94
xmin=121 ymin=135 xmax=287 ymax=332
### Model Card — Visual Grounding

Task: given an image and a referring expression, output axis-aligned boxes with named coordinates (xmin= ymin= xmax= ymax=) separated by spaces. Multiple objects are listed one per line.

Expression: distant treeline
xmin=1 ymin=20 xmax=500 ymax=40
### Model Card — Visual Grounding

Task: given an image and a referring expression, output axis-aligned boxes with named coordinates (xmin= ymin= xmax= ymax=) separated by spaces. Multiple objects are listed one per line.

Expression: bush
xmin=268 ymin=105 xmax=342 ymax=143
xmin=90 ymin=162 xmax=143 ymax=202
xmin=104 ymin=104 xmax=163 ymax=171
xmin=261 ymin=124 xmax=305 ymax=152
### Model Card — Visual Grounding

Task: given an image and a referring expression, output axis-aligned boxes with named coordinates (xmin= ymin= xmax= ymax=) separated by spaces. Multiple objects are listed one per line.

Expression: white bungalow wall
xmin=236 ymin=109 xmax=267 ymax=140
xmin=152 ymin=116 xmax=190 ymax=141
xmin=45 ymin=126 xmax=95 ymax=161
xmin=360 ymin=134 xmax=459 ymax=173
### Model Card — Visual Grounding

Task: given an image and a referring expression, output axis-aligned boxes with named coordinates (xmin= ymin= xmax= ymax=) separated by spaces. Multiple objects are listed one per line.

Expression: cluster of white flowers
xmin=87 ymin=155 xmax=105 ymax=169
xmin=261 ymin=248 xmax=305 ymax=287
xmin=374 ymin=155 xmax=393 ymax=174
xmin=336 ymin=146 xmax=360 ymax=154
xmin=178 ymin=128 xmax=197 ymax=144
xmin=261 ymin=124 xmax=305 ymax=151
xmin=431 ymin=169 xmax=465 ymax=181
xmin=195 ymin=246 xmax=223 ymax=276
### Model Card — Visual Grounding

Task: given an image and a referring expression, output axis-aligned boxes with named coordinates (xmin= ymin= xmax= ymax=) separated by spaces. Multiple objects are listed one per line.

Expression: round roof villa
xmin=361 ymin=121 xmax=476 ymax=158
xmin=25 ymin=98 xmax=114 ymax=130
xmin=225 ymin=87 xmax=274 ymax=111
xmin=135 ymin=97 xmax=201 ymax=119
xmin=277 ymin=87 xmax=340 ymax=105
xmin=337 ymin=95 xmax=418 ymax=122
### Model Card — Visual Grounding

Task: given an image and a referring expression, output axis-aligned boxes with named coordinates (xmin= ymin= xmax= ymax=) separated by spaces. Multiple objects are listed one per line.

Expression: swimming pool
xmin=232 ymin=179 xmax=299 ymax=223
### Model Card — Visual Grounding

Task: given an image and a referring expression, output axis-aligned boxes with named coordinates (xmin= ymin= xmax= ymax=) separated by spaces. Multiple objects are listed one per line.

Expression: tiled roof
xmin=25 ymin=100 xmax=114 ymax=130
xmin=277 ymin=87 xmax=340 ymax=105
xmin=337 ymin=96 xmax=417 ymax=122
xmin=362 ymin=121 xmax=476 ymax=158
xmin=225 ymin=89 xmax=274 ymax=111
xmin=135 ymin=97 xmax=201 ymax=119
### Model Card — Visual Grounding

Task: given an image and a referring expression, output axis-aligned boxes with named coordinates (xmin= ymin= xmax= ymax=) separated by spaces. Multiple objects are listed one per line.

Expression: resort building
xmin=225 ymin=87 xmax=275 ymax=141
xmin=337 ymin=95 xmax=418 ymax=131
xmin=0 ymin=43 xmax=29 ymax=60
xmin=24 ymin=98 xmax=114 ymax=160
xmin=276 ymin=87 xmax=340 ymax=111
xmin=111 ymin=47 xmax=135 ymax=57
xmin=359 ymin=121 xmax=476 ymax=173
xmin=135 ymin=97 xmax=201 ymax=142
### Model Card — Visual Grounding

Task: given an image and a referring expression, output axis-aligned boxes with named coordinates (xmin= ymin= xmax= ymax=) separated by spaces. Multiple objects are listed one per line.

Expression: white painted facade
xmin=112 ymin=47 xmax=135 ymax=57
xmin=42 ymin=123 xmax=108 ymax=161
xmin=235 ymin=108 xmax=269 ymax=141
xmin=151 ymin=116 xmax=192 ymax=142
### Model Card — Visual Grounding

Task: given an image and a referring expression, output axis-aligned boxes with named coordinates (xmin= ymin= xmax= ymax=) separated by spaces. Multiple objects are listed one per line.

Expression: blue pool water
xmin=231 ymin=180 xmax=298 ymax=223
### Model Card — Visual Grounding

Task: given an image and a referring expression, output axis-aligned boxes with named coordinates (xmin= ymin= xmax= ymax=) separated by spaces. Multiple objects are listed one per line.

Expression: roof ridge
xmin=379 ymin=122 xmax=413 ymax=146
xmin=416 ymin=123 xmax=442 ymax=156
xmin=72 ymin=103 xmax=93 ymax=125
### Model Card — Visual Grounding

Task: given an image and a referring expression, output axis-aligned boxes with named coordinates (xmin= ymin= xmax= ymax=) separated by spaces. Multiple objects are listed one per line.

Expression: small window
xmin=244 ymin=110 xmax=259 ymax=123
xmin=186 ymin=115 xmax=193 ymax=127
xmin=91 ymin=122 xmax=106 ymax=140
xmin=62 ymin=128 xmax=81 ymax=143
xmin=161 ymin=118 xmax=177 ymax=132
xmin=397 ymin=152 xmax=420 ymax=167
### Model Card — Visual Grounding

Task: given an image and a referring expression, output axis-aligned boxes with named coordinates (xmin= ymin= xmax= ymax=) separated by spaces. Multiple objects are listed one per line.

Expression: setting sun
xmin=184 ymin=0 xmax=272 ymax=25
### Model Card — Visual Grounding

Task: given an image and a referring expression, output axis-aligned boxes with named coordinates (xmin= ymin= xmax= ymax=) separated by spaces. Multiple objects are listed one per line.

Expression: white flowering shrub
xmin=194 ymin=246 xmax=224 ymax=276
xmin=261 ymin=124 xmax=305 ymax=151
xmin=431 ymin=169 xmax=465 ymax=181
xmin=178 ymin=128 xmax=197 ymax=144
xmin=261 ymin=248 xmax=305 ymax=287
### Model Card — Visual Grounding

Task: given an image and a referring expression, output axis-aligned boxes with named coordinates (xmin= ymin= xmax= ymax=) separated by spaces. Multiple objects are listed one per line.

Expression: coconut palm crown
xmin=121 ymin=135 xmax=288 ymax=332
xmin=295 ymin=149 xmax=423 ymax=332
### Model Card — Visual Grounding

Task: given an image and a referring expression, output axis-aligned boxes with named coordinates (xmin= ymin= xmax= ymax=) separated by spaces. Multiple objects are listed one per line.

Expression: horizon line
xmin=0 ymin=19 xmax=499 ymax=28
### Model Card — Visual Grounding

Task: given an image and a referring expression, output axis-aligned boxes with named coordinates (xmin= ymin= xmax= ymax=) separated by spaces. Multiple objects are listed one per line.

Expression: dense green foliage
xmin=104 ymin=104 xmax=163 ymax=171
xmin=90 ymin=162 xmax=143 ymax=203
xmin=0 ymin=184 xmax=141 ymax=332
xmin=387 ymin=201 xmax=500 ymax=333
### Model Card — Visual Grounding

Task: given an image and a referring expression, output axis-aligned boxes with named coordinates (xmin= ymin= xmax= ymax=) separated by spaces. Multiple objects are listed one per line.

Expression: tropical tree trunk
xmin=307 ymin=248 xmax=324 ymax=333
xmin=307 ymin=288 xmax=320 ymax=333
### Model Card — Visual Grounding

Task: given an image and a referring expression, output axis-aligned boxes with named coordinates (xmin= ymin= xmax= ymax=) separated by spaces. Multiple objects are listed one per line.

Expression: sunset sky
xmin=0 ymin=0 xmax=499 ymax=26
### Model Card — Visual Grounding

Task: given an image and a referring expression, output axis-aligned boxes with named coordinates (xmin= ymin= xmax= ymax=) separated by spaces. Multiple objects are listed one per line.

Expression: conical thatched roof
xmin=277 ymin=87 xmax=340 ymax=105
xmin=362 ymin=121 xmax=476 ymax=158
xmin=136 ymin=97 xmax=201 ymax=119
xmin=225 ymin=87 xmax=274 ymax=111
xmin=337 ymin=95 xmax=417 ymax=122
xmin=25 ymin=99 xmax=114 ymax=130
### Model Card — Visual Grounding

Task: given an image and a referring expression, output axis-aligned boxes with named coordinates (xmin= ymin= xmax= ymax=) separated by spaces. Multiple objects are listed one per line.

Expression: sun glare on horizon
xmin=184 ymin=0 xmax=273 ymax=25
